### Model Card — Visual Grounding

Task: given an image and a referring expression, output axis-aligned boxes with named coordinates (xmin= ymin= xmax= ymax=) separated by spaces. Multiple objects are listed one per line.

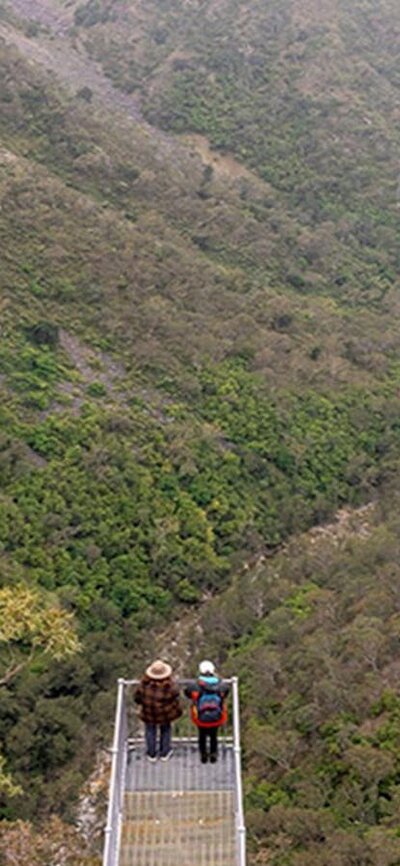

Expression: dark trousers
xmin=198 ymin=726 xmax=218 ymax=758
xmin=145 ymin=722 xmax=171 ymax=758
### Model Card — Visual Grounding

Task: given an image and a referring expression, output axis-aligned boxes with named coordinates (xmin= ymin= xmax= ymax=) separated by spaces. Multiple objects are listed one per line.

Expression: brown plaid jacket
xmin=134 ymin=676 xmax=182 ymax=724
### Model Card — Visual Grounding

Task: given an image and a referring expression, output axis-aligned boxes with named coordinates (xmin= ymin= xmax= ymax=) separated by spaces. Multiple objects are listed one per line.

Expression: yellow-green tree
xmin=0 ymin=584 xmax=80 ymax=796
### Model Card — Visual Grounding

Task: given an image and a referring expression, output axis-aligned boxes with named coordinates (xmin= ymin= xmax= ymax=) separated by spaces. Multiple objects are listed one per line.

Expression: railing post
xmin=103 ymin=678 xmax=126 ymax=866
xmin=232 ymin=676 xmax=246 ymax=866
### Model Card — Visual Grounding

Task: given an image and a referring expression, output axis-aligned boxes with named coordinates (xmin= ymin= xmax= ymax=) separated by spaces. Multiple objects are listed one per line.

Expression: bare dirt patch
xmin=59 ymin=329 xmax=125 ymax=389
xmin=8 ymin=0 xmax=75 ymax=34
xmin=180 ymin=133 xmax=261 ymax=183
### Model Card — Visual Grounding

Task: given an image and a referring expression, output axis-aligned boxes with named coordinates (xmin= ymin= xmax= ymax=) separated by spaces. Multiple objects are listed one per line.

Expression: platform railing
xmin=102 ymin=676 xmax=246 ymax=866
xmin=102 ymin=679 xmax=128 ymax=866
xmin=232 ymin=676 xmax=246 ymax=866
xmin=125 ymin=678 xmax=232 ymax=747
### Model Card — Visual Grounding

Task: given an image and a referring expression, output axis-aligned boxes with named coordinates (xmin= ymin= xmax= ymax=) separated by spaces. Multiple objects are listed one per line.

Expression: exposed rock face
xmin=76 ymin=749 xmax=111 ymax=850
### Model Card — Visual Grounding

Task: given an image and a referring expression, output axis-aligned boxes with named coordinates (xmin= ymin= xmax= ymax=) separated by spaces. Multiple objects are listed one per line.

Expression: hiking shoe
xmin=147 ymin=754 xmax=157 ymax=763
xmin=160 ymin=750 xmax=173 ymax=762
xmin=210 ymin=754 xmax=218 ymax=764
xmin=201 ymin=754 xmax=208 ymax=764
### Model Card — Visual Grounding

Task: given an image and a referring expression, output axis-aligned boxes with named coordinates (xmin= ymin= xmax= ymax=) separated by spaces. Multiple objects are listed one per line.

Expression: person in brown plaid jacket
xmin=134 ymin=659 xmax=182 ymax=762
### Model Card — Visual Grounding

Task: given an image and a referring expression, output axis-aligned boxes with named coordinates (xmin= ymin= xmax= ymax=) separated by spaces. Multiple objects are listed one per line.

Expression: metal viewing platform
xmin=102 ymin=678 xmax=246 ymax=866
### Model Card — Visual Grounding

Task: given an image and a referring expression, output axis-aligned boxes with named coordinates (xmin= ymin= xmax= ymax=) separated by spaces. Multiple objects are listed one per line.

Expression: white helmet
xmin=199 ymin=659 xmax=215 ymax=675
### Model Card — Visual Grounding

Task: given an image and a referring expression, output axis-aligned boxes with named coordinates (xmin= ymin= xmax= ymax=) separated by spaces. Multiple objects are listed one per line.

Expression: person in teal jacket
xmin=185 ymin=660 xmax=229 ymax=763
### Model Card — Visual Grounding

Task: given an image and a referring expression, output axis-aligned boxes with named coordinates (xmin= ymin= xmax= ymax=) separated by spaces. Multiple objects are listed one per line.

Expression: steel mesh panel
xmin=120 ymin=789 xmax=236 ymax=866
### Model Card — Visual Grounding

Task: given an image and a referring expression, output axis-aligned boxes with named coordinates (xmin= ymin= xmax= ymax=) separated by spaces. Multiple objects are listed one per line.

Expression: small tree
xmin=76 ymin=86 xmax=94 ymax=103
xmin=0 ymin=584 xmax=80 ymax=686
xmin=0 ymin=584 xmax=80 ymax=795
xmin=26 ymin=322 xmax=59 ymax=348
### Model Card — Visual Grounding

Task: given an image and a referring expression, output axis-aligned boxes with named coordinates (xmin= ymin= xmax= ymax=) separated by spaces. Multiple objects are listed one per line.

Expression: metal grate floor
xmin=120 ymin=742 xmax=237 ymax=866
xmin=120 ymin=790 xmax=236 ymax=866
xmin=126 ymin=741 xmax=235 ymax=792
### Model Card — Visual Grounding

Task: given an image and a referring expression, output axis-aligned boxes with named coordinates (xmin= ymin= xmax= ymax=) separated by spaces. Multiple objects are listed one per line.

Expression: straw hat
xmin=146 ymin=659 xmax=172 ymax=680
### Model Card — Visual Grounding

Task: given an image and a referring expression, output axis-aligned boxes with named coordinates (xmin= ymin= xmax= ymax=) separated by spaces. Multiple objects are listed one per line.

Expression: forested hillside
xmin=0 ymin=0 xmax=400 ymax=862
xmin=205 ymin=494 xmax=400 ymax=864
